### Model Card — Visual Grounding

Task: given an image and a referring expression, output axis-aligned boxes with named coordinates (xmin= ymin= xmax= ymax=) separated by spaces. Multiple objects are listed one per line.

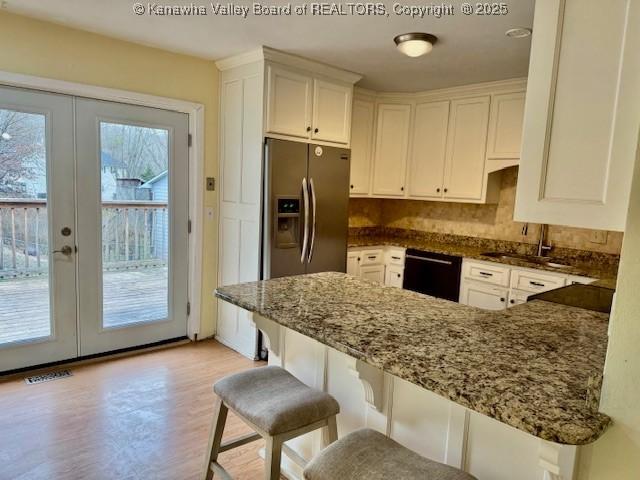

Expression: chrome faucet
xmin=537 ymin=224 xmax=552 ymax=257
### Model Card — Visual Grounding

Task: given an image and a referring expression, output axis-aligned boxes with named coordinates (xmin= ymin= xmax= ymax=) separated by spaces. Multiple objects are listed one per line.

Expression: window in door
xmin=0 ymin=109 xmax=50 ymax=344
xmin=99 ymin=122 xmax=170 ymax=328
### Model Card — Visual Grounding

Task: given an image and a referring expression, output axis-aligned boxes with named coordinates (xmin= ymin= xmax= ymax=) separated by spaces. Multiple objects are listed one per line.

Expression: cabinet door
xmin=443 ymin=96 xmax=490 ymax=201
xmin=514 ymin=0 xmax=640 ymax=231
xmin=408 ymin=101 xmax=449 ymax=199
xmin=371 ymin=103 xmax=411 ymax=196
xmin=266 ymin=65 xmax=312 ymax=139
xmin=486 ymin=92 xmax=525 ymax=159
xmin=508 ymin=290 xmax=529 ymax=308
xmin=359 ymin=265 xmax=385 ymax=284
xmin=346 ymin=251 xmax=360 ymax=277
xmin=384 ymin=265 xmax=404 ymax=288
xmin=312 ymin=79 xmax=352 ymax=144
xmin=349 ymin=99 xmax=375 ymax=195
xmin=460 ymin=281 xmax=508 ymax=311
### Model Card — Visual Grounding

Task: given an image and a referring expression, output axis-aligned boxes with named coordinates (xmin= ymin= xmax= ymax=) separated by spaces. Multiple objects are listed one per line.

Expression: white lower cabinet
xmin=346 ymin=251 xmax=361 ymax=277
xmin=460 ymin=281 xmax=509 ymax=311
xmin=359 ymin=264 xmax=385 ymax=284
xmin=384 ymin=265 xmax=404 ymax=288
xmin=507 ymin=290 xmax=529 ymax=307
xmin=348 ymin=246 xmax=405 ymax=286
xmin=459 ymin=258 xmax=592 ymax=311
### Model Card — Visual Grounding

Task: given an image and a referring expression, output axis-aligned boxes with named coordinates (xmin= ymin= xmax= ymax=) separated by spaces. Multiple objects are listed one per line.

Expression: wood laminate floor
xmin=0 ymin=340 xmax=269 ymax=480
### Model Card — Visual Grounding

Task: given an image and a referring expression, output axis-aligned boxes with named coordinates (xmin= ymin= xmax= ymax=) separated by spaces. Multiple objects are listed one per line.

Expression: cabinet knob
xmin=444 ymin=188 xmax=448 ymax=193
xmin=436 ymin=188 xmax=440 ymax=193
xmin=510 ymin=299 xmax=515 ymax=304
xmin=357 ymin=257 xmax=361 ymax=261
xmin=306 ymin=126 xmax=311 ymax=132
xmin=350 ymin=184 xmax=354 ymax=189
xmin=397 ymin=273 xmax=401 ymax=278
xmin=400 ymin=186 xmax=404 ymax=191
xmin=500 ymin=297 xmax=506 ymax=302
xmin=314 ymin=128 xmax=319 ymax=133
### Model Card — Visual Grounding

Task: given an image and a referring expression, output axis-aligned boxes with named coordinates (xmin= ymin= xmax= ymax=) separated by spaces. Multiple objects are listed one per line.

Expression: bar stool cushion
xmin=304 ymin=428 xmax=478 ymax=480
xmin=214 ymin=366 xmax=340 ymax=436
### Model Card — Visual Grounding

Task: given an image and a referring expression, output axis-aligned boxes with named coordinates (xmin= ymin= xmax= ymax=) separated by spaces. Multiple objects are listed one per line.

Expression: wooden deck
xmin=0 ymin=266 xmax=168 ymax=345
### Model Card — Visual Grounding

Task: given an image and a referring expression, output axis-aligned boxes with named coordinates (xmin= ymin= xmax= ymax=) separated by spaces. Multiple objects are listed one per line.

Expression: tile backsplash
xmin=349 ymin=167 xmax=623 ymax=255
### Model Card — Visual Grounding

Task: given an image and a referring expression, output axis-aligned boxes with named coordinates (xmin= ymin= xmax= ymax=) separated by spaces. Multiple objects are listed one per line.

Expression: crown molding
xmin=371 ymin=77 xmax=527 ymax=101
xmin=215 ymin=46 xmax=363 ymax=84
xmin=215 ymin=48 xmax=264 ymax=71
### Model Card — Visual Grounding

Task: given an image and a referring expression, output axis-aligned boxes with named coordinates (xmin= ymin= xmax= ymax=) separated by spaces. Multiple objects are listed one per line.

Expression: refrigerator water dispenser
xmin=274 ymin=197 xmax=300 ymax=248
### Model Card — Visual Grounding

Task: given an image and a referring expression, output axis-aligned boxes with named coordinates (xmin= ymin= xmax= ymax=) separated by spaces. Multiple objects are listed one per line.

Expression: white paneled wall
xmin=216 ymin=62 xmax=263 ymax=358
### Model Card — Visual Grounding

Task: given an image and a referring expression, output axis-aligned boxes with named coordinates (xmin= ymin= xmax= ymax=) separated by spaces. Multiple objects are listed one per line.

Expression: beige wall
xmin=350 ymin=167 xmax=623 ymax=254
xmin=0 ymin=11 xmax=219 ymax=337
xmin=577 ymin=137 xmax=640 ymax=479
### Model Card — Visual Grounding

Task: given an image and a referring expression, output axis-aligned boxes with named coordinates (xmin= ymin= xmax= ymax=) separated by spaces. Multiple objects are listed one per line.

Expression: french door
xmin=0 ymin=86 xmax=189 ymax=372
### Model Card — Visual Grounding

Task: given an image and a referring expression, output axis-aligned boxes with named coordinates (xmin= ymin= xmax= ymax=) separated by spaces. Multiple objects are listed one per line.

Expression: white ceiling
xmin=4 ymin=0 xmax=534 ymax=92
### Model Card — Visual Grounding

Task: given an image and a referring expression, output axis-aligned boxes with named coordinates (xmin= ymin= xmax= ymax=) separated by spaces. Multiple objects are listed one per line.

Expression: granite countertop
xmin=348 ymin=234 xmax=619 ymax=284
xmin=215 ymin=272 xmax=611 ymax=445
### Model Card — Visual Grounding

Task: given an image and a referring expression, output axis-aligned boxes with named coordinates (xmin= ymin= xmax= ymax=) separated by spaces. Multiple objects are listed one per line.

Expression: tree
xmin=0 ymin=109 xmax=46 ymax=197
xmin=100 ymin=123 xmax=168 ymax=180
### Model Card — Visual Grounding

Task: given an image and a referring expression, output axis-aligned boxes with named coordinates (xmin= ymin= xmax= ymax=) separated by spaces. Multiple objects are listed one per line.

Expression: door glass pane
xmin=0 ymin=108 xmax=50 ymax=344
xmin=100 ymin=122 xmax=169 ymax=328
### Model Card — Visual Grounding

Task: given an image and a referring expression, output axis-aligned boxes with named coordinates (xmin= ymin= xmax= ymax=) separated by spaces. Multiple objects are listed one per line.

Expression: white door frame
xmin=0 ymin=70 xmax=205 ymax=340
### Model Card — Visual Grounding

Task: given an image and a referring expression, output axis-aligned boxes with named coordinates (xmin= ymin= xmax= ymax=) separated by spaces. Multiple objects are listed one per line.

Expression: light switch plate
xmin=206 ymin=177 xmax=215 ymax=191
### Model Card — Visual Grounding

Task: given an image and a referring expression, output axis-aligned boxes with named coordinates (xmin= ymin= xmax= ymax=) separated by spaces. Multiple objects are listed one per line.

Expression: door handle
xmin=307 ymin=178 xmax=317 ymax=263
xmin=53 ymin=245 xmax=73 ymax=256
xmin=301 ymin=177 xmax=309 ymax=264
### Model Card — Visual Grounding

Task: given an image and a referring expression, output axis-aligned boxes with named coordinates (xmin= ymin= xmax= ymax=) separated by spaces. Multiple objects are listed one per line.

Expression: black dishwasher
xmin=403 ymin=249 xmax=462 ymax=302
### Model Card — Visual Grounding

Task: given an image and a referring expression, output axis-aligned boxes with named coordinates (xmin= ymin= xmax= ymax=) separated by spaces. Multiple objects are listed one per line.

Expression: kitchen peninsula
xmin=216 ymin=272 xmax=611 ymax=480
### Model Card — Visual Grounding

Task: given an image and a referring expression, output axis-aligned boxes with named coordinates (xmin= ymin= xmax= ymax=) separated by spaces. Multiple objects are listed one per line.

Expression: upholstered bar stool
xmin=203 ymin=366 xmax=340 ymax=480
xmin=304 ymin=428 xmax=478 ymax=480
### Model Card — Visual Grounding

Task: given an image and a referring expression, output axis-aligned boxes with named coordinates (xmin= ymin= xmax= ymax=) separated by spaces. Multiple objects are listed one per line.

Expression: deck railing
xmin=0 ymin=199 xmax=168 ymax=278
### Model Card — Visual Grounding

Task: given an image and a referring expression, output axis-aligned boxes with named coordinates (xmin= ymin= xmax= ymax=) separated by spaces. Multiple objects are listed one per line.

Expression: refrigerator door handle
xmin=301 ymin=177 xmax=310 ymax=264
xmin=308 ymin=178 xmax=317 ymax=263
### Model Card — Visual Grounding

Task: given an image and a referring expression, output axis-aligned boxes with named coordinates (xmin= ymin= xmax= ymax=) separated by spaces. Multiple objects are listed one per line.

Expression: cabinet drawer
xmin=385 ymin=248 xmax=406 ymax=266
xmin=359 ymin=249 xmax=384 ymax=266
xmin=510 ymin=269 xmax=566 ymax=293
xmin=462 ymin=260 xmax=510 ymax=287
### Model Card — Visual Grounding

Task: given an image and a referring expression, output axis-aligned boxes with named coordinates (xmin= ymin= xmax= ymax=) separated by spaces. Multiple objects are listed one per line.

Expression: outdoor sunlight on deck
xmin=0 ymin=266 xmax=168 ymax=345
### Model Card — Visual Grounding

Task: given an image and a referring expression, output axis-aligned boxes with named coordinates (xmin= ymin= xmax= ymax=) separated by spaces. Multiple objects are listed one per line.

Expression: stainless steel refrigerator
xmin=262 ymin=138 xmax=350 ymax=280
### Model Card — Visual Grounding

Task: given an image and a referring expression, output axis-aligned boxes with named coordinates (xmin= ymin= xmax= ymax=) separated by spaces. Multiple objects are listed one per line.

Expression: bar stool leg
xmin=264 ymin=435 xmax=283 ymax=480
xmin=322 ymin=416 xmax=338 ymax=447
xmin=203 ymin=398 xmax=229 ymax=480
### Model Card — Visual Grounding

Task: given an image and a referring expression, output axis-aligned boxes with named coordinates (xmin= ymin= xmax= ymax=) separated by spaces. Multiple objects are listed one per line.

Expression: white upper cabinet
xmin=515 ymin=0 xmax=640 ymax=231
xmin=266 ymin=65 xmax=312 ymax=139
xmin=265 ymin=62 xmax=356 ymax=146
xmin=349 ymin=98 xmax=375 ymax=195
xmin=408 ymin=100 xmax=450 ymax=199
xmin=312 ymin=79 xmax=352 ymax=144
xmin=443 ymin=96 xmax=490 ymax=201
xmin=371 ymin=103 xmax=411 ymax=196
xmin=348 ymin=80 xmax=525 ymax=201
xmin=486 ymin=92 xmax=525 ymax=160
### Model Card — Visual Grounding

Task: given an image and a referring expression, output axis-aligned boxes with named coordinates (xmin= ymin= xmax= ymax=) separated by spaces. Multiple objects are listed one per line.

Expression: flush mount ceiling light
xmin=505 ymin=27 xmax=532 ymax=38
xmin=1 ymin=132 xmax=11 ymax=140
xmin=394 ymin=33 xmax=438 ymax=57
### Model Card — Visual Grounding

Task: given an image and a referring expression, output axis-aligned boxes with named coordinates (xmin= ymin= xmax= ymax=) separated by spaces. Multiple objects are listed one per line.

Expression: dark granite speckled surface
xmin=348 ymin=227 xmax=619 ymax=286
xmin=215 ymin=272 xmax=611 ymax=445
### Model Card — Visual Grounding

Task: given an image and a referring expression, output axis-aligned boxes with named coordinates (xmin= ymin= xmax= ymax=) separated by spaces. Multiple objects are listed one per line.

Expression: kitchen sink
xmin=480 ymin=252 xmax=573 ymax=269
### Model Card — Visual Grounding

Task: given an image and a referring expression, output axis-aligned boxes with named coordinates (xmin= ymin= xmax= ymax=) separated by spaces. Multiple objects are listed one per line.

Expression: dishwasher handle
xmin=406 ymin=254 xmax=453 ymax=266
